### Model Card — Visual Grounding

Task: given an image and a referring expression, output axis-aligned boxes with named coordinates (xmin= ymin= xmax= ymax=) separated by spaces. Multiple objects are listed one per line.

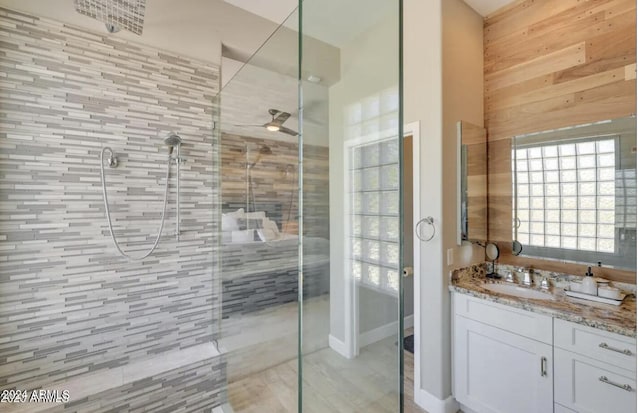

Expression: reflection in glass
xmin=301 ymin=0 xmax=403 ymax=411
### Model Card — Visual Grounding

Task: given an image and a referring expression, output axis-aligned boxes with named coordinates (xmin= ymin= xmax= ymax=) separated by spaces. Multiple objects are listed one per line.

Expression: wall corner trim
xmin=415 ymin=390 xmax=459 ymax=413
xmin=328 ymin=335 xmax=352 ymax=359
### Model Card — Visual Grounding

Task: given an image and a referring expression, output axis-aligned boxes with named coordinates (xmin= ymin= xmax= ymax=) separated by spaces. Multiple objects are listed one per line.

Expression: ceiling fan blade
xmin=279 ymin=126 xmax=299 ymax=136
xmin=273 ymin=111 xmax=291 ymax=125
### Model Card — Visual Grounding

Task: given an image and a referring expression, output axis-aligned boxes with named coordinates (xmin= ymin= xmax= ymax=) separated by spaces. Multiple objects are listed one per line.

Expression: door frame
xmin=342 ymin=128 xmax=400 ymax=358
xmin=403 ymin=120 xmax=421 ymax=402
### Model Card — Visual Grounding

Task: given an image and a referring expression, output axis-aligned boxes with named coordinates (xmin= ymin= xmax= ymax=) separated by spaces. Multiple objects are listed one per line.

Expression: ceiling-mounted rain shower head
xmin=164 ymin=132 xmax=182 ymax=155
xmin=74 ymin=0 xmax=146 ymax=35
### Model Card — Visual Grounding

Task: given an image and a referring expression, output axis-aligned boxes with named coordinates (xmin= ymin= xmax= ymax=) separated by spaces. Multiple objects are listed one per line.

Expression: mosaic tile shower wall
xmin=0 ymin=6 xmax=223 ymax=410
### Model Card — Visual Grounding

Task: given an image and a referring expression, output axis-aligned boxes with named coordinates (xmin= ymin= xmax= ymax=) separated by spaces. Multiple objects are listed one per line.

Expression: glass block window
xmin=616 ymin=168 xmax=637 ymax=230
xmin=514 ymin=137 xmax=618 ymax=253
xmin=348 ymin=137 xmax=399 ymax=295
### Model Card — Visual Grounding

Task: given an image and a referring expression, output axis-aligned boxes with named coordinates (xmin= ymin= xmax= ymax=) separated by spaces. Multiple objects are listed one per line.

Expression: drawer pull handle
xmin=540 ymin=356 xmax=547 ymax=377
xmin=599 ymin=342 xmax=633 ymax=356
xmin=599 ymin=376 xmax=634 ymax=392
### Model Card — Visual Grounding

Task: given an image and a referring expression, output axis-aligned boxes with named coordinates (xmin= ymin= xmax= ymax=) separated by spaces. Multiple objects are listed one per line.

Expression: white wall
xmin=404 ymin=0 xmax=447 ymax=402
xmin=404 ymin=0 xmax=484 ymax=410
xmin=443 ymin=3 xmax=486 ymax=271
xmin=328 ymin=12 xmax=400 ymax=346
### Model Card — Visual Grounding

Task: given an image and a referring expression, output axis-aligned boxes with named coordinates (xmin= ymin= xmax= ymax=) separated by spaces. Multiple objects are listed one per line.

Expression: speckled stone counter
xmin=450 ymin=263 xmax=637 ymax=338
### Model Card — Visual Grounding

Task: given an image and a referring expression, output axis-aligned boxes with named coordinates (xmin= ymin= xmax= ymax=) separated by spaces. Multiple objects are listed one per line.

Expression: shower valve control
xmin=107 ymin=155 xmax=118 ymax=168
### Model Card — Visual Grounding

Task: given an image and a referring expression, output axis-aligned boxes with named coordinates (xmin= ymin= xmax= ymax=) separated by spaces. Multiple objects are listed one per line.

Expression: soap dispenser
xmin=582 ymin=266 xmax=598 ymax=295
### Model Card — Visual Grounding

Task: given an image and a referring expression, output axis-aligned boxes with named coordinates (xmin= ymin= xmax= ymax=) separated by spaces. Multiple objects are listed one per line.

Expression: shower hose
xmin=100 ymin=147 xmax=171 ymax=260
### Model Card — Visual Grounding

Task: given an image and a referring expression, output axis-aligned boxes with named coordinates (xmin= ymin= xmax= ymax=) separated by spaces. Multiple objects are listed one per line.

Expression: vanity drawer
xmin=555 ymin=347 xmax=637 ymax=413
xmin=554 ymin=319 xmax=636 ymax=372
xmin=453 ymin=293 xmax=552 ymax=344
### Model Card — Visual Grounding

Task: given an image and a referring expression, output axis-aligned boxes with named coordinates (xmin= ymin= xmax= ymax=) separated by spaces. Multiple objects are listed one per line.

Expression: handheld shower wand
xmin=99 ymin=132 xmax=184 ymax=260
xmin=164 ymin=132 xmax=182 ymax=241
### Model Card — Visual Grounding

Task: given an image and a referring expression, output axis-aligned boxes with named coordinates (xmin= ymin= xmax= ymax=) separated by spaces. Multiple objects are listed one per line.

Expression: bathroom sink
xmin=483 ymin=283 xmax=554 ymax=300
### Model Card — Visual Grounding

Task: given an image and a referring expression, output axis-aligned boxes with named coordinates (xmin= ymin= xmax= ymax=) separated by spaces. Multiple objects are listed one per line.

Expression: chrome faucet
xmin=539 ymin=277 xmax=550 ymax=290
xmin=504 ymin=271 xmax=515 ymax=283
xmin=522 ymin=268 xmax=534 ymax=287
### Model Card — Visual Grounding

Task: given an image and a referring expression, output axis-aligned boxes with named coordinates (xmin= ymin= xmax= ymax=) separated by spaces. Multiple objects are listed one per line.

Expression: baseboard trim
xmin=330 ymin=315 xmax=413 ymax=359
xmin=458 ymin=403 xmax=479 ymax=413
xmin=359 ymin=315 xmax=414 ymax=348
xmin=328 ymin=334 xmax=352 ymax=358
xmin=404 ymin=314 xmax=414 ymax=329
xmin=415 ymin=390 xmax=459 ymax=413
xmin=359 ymin=321 xmax=397 ymax=348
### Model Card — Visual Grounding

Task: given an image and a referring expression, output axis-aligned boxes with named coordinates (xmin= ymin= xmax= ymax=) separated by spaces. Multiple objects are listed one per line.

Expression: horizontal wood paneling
xmin=484 ymin=0 xmax=636 ymax=280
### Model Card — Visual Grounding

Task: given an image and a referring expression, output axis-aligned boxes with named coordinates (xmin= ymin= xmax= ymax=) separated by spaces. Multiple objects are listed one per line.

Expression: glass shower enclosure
xmin=217 ymin=0 xmax=404 ymax=411
xmin=0 ymin=0 xmax=402 ymax=411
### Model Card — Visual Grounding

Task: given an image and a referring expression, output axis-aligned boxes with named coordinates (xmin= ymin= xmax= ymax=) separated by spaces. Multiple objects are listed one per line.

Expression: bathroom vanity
xmin=450 ymin=265 xmax=636 ymax=413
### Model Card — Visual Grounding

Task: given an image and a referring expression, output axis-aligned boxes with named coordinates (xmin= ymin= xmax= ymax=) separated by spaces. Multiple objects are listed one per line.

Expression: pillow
xmin=262 ymin=218 xmax=280 ymax=235
xmin=237 ymin=218 xmax=263 ymax=231
xmin=257 ymin=228 xmax=279 ymax=241
xmin=231 ymin=229 xmax=254 ymax=243
xmin=226 ymin=208 xmax=245 ymax=219
xmin=245 ymin=211 xmax=266 ymax=219
xmin=221 ymin=214 xmax=239 ymax=232
xmin=258 ymin=218 xmax=281 ymax=241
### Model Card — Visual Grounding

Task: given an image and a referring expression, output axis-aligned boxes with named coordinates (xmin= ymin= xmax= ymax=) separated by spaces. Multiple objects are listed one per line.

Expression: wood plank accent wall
xmin=484 ymin=0 xmax=637 ymax=282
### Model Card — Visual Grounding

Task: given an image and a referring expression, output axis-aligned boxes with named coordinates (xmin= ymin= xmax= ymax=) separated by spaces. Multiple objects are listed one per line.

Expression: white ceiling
xmin=463 ymin=0 xmax=514 ymax=16
xmin=225 ymin=0 xmax=395 ymax=48
xmin=224 ymin=0 xmax=297 ymax=26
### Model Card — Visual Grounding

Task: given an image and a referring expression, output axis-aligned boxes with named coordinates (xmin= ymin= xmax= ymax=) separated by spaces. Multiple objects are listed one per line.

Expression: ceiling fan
xmin=234 ymin=109 xmax=299 ymax=136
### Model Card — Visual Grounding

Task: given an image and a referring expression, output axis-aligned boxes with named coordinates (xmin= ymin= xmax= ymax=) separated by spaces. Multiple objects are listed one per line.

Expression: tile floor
xmin=228 ymin=326 xmax=426 ymax=412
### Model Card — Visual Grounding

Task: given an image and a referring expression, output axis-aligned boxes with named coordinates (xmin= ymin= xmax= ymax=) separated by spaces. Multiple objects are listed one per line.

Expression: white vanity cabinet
xmin=452 ymin=293 xmax=554 ymax=413
xmin=452 ymin=292 xmax=637 ymax=413
xmin=554 ymin=319 xmax=636 ymax=413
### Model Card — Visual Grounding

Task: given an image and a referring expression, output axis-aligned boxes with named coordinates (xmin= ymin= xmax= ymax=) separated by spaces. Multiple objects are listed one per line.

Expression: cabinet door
xmin=555 ymin=347 xmax=637 ymax=413
xmin=453 ymin=315 xmax=553 ymax=413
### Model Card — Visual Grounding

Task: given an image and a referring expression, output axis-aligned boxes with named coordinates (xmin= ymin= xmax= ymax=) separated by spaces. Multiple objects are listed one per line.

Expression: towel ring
xmin=416 ymin=216 xmax=436 ymax=242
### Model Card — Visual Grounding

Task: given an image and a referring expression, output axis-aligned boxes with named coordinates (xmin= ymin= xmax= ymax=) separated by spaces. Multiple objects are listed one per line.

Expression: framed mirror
xmin=512 ymin=116 xmax=637 ymax=270
xmin=457 ymin=121 xmax=488 ymax=245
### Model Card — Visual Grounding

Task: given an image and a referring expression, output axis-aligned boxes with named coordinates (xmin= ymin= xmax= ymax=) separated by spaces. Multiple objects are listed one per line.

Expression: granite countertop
xmin=450 ymin=264 xmax=637 ymax=338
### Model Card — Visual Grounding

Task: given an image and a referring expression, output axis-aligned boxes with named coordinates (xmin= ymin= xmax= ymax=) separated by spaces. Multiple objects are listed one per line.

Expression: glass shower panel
xmin=216 ymin=9 xmax=301 ymax=413
xmin=300 ymin=0 xmax=403 ymax=411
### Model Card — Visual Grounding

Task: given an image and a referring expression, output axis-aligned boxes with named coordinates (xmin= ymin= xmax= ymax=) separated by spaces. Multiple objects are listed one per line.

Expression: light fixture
xmin=266 ymin=124 xmax=280 ymax=132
